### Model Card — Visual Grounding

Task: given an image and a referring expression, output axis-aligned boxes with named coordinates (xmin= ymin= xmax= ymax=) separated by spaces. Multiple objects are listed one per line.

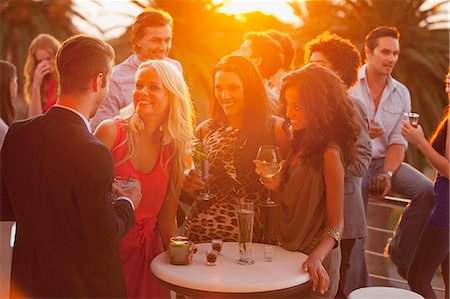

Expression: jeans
xmin=362 ymin=159 xmax=434 ymax=270
xmin=407 ymin=223 xmax=449 ymax=299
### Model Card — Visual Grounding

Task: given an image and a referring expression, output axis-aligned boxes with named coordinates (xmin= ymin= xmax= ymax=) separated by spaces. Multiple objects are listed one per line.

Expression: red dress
xmin=42 ymin=78 xmax=57 ymax=112
xmin=112 ymin=119 xmax=171 ymax=298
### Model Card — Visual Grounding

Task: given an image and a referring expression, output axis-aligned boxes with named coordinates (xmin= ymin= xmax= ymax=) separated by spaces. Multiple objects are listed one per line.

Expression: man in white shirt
xmin=90 ymin=8 xmax=182 ymax=130
xmin=349 ymin=26 xmax=434 ymax=279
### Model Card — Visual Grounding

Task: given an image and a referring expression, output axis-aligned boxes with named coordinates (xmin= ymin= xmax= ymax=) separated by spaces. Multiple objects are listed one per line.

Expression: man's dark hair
xmin=365 ymin=26 xmax=400 ymax=52
xmin=266 ymin=30 xmax=295 ymax=71
xmin=244 ymin=32 xmax=283 ymax=79
xmin=131 ymin=8 xmax=173 ymax=52
xmin=304 ymin=32 xmax=361 ymax=88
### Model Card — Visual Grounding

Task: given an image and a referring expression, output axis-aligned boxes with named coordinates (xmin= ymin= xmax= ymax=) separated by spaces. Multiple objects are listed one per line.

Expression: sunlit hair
xmin=56 ymin=35 xmax=114 ymax=95
xmin=24 ymin=34 xmax=61 ymax=103
xmin=0 ymin=60 xmax=17 ymax=126
xmin=266 ymin=29 xmax=295 ymax=71
xmin=116 ymin=60 xmax=195 ymax=199
xmin=210 ymin=54 xmax=272 ymax=147
xmin=304 ymin=31 xmax=361 ymax=88
xmin=365 ymin=26 xmax=400 ymax=52
xmin=131 ymin=7 xmax=173 ymax=53
xmin=280 ymin=64 xmax=359 ymax=167
xmin=430 ymin=70 xmax=450 ymax=149
xmin=244 ymin=32 xmax=283 ymax=79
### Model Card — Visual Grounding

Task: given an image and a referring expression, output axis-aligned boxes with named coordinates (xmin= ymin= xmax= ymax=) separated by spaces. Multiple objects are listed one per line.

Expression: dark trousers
xmin=407 ymin=223 xmax=449 ymax=299
xmin=335 ymin=238 xmax=370 ymax=298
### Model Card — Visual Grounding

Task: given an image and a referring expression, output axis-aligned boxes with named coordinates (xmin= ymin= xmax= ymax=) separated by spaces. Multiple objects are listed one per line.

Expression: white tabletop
xmin=151 ymin=242 xmax=311 ymax=295
xmin=348 ymin=287 xmax=424 ymax=299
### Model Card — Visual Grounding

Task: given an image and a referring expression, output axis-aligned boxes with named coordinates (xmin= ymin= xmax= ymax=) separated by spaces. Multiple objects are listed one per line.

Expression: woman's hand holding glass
xmin=185 ymin=139 xmax=212 ymax=201
xmin=182 ymin=169 xmax=206 ymax=195
xmin=401 ymin=120 xmax=426 ymax=147
xmin=255 ymin=160 xmax=285 ymax=192
xmin=254 ymin=145 xmax=283 ymax=207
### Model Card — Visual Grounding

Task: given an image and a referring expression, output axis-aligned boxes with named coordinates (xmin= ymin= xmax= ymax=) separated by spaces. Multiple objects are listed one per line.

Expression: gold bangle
xmin=322 ymin=226 xmax=342 ymax=243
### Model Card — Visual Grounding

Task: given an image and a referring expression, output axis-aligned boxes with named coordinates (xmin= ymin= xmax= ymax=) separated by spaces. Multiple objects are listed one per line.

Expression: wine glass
xmin=189 ymin=139 xmax=211 ymax=201
xmin=254 ymin=145 xmax=282 ymax=207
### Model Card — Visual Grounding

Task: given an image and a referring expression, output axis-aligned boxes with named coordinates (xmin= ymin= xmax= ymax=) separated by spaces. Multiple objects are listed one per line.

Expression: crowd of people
xmin=0 ymin=6 xmax=448 ymax=299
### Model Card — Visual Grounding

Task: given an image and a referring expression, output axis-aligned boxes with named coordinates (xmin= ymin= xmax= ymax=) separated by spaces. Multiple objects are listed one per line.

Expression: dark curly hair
xmin=304 ymin=32 xmax=361 ymax=88
xmin=279 ymin=64 xmax=359 ymax=167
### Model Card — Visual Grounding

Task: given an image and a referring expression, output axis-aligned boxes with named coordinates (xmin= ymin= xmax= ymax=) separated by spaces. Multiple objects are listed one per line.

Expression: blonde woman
xmin=95 ymin=60 xmax=194 ymax=298
xmin=24 ymin=34 xmax=61 ymax=116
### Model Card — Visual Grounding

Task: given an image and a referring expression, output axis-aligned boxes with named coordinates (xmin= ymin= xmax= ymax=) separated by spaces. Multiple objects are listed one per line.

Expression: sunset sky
xmin=73 ymin=0 xmax=446 ymax=39
xmin=73 ymin=0 xmax=299 ymax=39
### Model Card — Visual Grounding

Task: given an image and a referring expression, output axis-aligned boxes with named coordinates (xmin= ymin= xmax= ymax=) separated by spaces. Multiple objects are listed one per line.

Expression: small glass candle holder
xmin=264 ymin=245 xmax=275 ymax=262
xmin=205 ymin=249 xmax=219 ymax=266
xmin=211 ymin=239 xmax=223 ymax=254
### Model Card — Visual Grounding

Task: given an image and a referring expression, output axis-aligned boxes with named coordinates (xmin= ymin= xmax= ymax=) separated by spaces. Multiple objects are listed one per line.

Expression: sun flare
xmin=212 ymin=0 xmax=300 ymax=26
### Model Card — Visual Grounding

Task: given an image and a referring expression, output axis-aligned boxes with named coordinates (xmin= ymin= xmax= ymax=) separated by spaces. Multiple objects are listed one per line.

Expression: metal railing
xmin=366 ymin=196 xmax=446 ymax=298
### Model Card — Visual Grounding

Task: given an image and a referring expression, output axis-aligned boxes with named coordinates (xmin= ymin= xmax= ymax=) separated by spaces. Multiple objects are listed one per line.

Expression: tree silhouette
xmin=291 ymin=0 xmax=449 ymax=169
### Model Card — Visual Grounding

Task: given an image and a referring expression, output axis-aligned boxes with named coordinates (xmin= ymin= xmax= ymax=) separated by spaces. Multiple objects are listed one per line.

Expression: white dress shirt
xmin=349 ymin=64 xmax=411 ymax=159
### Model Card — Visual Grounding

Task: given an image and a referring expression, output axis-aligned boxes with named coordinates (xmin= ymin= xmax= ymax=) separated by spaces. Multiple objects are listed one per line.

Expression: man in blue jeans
xmin=349 ymin=26 xmax=434 ymax=279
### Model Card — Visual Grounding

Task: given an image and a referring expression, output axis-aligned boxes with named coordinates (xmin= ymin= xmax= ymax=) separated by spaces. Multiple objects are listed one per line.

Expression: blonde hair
xmin=24 ymin=34 xmax=61 ymax=103
xmin=115 ymin=60 xmax=195 ymax=199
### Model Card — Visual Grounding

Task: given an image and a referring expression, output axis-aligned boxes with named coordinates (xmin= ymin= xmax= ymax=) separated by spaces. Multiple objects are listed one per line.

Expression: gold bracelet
xmin=322 ymin=226 xmax=342 ymax=243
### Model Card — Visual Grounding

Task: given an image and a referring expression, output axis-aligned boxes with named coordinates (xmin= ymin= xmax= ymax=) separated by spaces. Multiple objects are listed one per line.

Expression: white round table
xmin=348 ymin=287 xmax=424 ymax=299
xmin=151 ymin=242 xmax=311 ymax=298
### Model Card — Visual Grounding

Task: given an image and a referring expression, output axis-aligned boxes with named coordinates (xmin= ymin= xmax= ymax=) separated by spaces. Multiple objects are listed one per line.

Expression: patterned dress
xmin=185 ymin=121 xmax=275 ymax=243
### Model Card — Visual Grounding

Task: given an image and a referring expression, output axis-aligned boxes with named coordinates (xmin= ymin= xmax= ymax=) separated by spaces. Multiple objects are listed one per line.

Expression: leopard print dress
xmin=185 ymin=122 xmax=275 ymax=243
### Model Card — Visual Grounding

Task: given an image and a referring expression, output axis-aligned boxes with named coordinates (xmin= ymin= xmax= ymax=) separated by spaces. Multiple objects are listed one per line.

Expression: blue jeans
xmin=407 ymin=223 xmax=449 ymax=299
xmin=362 ymin=159 xmax=434 ymax=269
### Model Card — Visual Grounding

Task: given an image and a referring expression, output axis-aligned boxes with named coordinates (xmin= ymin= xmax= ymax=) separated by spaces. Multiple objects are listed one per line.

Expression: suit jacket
xmin=342 ymin=96 xmax=372 ymax=239
xmin=0 ymin=107 xmax=134 ymax=298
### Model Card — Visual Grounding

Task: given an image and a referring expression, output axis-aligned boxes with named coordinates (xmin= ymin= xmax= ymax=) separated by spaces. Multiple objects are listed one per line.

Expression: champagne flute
xmin=189 ymin=139 xmax=211 ymax=201
xmin=254 ymin=145 xmax=282 ymax=207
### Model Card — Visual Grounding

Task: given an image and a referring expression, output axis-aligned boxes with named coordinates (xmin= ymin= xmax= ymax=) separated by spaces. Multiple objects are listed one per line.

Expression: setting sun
xmin=212 ymin=0 xmax=300 ymax=26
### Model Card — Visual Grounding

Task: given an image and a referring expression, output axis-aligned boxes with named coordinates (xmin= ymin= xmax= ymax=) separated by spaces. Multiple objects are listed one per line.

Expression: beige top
xmin=279 ymin=145 xmax=343 ymax=255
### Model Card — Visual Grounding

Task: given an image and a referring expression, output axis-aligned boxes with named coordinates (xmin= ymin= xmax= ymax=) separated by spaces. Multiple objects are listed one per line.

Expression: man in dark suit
xmin=0 ymin=35 xmax=141 ymax=298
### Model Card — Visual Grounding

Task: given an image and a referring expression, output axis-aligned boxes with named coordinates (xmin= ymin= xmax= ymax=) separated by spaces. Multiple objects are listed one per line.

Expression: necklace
xmin=373 ymin=83 xmax=386 ymax=110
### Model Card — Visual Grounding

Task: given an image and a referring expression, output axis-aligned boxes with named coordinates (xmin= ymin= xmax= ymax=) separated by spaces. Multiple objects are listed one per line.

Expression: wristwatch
xmin=383 ymin=171 xmax=393 ymax=178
